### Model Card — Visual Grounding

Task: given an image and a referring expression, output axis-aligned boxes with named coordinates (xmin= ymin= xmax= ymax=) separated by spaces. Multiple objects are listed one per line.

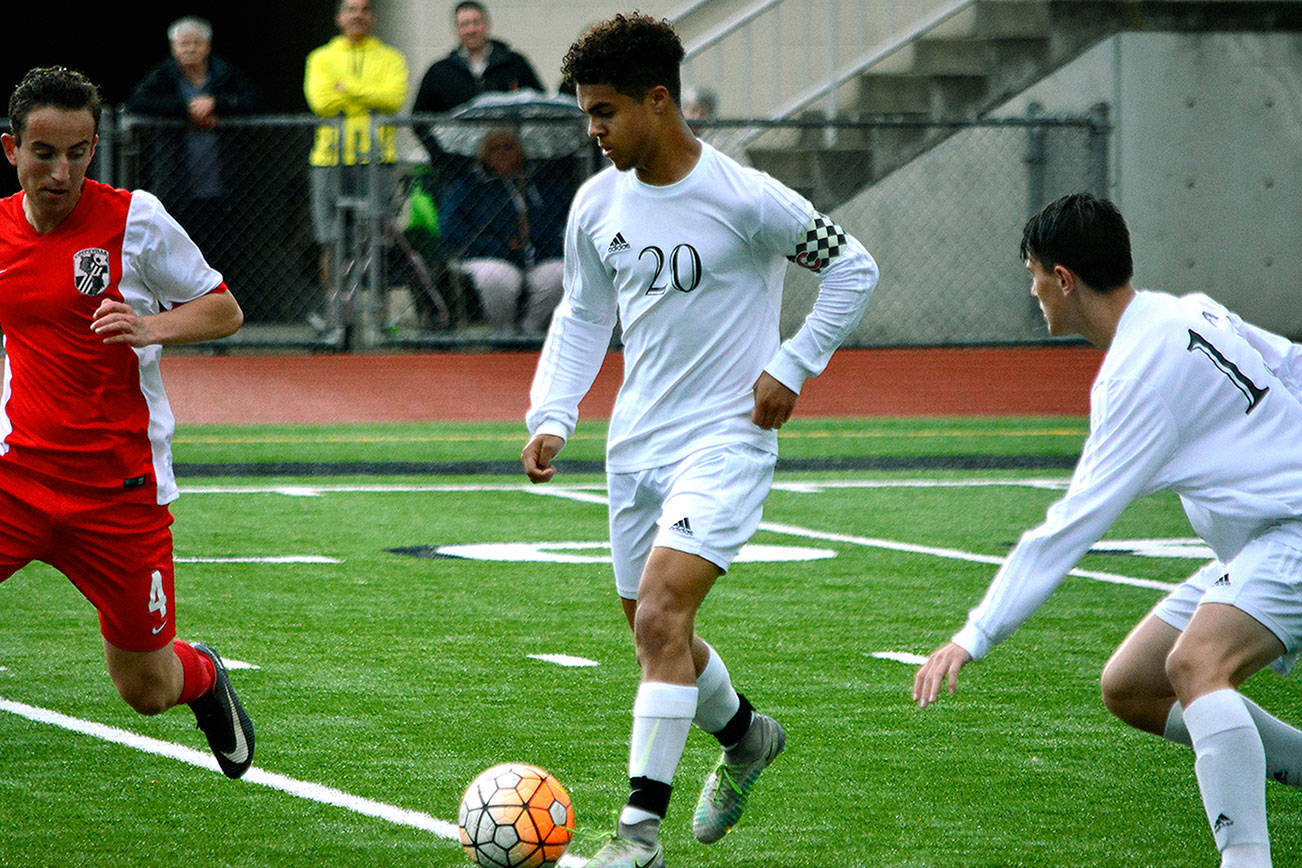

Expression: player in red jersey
xmin=0 ymin=66 xmax=254 ymax=778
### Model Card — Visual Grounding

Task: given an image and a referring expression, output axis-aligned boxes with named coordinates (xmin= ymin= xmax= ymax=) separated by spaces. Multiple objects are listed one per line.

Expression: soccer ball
xmin=458 ymin=763 xmax=575 ymax=868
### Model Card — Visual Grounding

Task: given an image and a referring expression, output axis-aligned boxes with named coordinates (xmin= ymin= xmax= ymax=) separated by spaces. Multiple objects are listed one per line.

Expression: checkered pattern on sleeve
xmin=786 ymin=213 xmax=848 ymax=274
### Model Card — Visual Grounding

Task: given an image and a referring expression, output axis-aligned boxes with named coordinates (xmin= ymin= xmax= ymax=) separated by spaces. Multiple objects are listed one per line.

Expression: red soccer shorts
xmin=0 ymin=459 xmax=177 ymax=652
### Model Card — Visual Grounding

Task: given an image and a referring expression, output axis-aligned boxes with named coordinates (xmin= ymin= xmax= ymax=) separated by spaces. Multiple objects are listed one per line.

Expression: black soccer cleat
xmin=189 ymin=643 xmax=255 ymax=779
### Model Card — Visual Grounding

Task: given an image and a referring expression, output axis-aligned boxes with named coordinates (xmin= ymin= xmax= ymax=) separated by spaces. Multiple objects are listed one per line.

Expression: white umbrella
xmin=433 ymin=89 xmax=587 ymax=159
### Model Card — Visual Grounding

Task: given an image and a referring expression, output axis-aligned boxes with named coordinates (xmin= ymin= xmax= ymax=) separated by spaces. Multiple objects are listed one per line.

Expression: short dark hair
xmin=454 ymin=1 xmax=486 ymax=19
xmin=7 ymin=66 xmax=102 ymax=141
xmin=1020 ymin=193 xmax=1133 ymax=291
xmin=561 ymin=13 xmax=684 ymax=103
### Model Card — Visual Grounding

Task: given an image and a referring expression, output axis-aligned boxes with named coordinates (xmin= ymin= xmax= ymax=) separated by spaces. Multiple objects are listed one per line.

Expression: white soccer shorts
xmin=1153 ymin=525 xmax=1302 ymax=675
xmin=606 ymin=443 xmax=777 ymax=600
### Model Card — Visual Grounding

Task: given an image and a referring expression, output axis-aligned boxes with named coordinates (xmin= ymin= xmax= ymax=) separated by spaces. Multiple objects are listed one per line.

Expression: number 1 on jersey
xmin=1187 ymin=329 xmax=1269 ymax=414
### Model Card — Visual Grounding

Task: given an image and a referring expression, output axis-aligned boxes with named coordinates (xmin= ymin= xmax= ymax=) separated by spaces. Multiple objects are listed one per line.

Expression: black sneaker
xmin=189 ymin=643 xmax=255 ymax=779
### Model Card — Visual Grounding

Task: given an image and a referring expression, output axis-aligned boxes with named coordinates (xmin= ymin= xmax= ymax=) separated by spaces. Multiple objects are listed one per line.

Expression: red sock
xmin=173 ymin=640 xmax=216 ymax=705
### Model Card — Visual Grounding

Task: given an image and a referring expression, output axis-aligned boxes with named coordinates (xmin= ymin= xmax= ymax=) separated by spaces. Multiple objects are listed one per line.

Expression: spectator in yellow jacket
xmin=303 ymin=0 xmax=409 ymax=329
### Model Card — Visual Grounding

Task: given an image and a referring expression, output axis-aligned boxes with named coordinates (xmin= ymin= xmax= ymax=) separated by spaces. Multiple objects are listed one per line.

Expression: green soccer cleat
xmin=692 ymin=713 xmax=786 ymax=844
xmin=583 ymin=833 xmax=665 ymax=868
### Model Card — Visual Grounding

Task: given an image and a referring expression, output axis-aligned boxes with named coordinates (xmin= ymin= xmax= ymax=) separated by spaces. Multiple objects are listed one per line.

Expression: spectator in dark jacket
xmin=440 ymin=129 xmax=574 ymax=335
xmin=413 ymin=2 xmax=545 ymax=166
xmin=126 ymin=16 xmax=262 ymax=298
xmin=127 ymin=16 xmax=261 ymax=205
xmin=415 ymin=2 xmax=545 ymax=113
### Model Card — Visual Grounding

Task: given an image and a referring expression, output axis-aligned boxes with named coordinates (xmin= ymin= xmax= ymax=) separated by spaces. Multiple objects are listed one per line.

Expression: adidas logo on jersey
xmin=607 ymin=233 xmax=630 ymax=254
xmin=669 ymin=517 xmax=694 ymax=537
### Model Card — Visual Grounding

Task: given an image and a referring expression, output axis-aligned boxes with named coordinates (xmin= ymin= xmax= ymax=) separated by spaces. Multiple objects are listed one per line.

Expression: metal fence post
xmin=361 ymin=110 xmax=385 ymax=351
xmin=1087 ymin=101 xmax=1111 ymax=197
xmin=1024 ymin=101 xmax=1046 ymax=218
xmin=99 ymin=105 xmax=117 ymax=187
xmin=330 ymin=112 xmax=348 ymax=348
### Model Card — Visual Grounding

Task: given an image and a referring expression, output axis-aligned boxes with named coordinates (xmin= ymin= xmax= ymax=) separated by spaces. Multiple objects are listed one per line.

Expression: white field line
xmin=0 ymin=696 xmax=459 ymax=840
xmin=0 ymin=696 xmax=586 ymax=865
xmin=527 ymin=487 xmax=1177 ymax=593
xmin=180 ymin=479 xmax=1056 ymax=496
xmin=871 ymin=651 xmax=930 ymax=666
xmin=176 ymin=555 xmax=342 ymax=564
xmin=758 ymin=521 xmax=1177 ymax=592
xmin=180 ymin=483 xmax=609 ymax=496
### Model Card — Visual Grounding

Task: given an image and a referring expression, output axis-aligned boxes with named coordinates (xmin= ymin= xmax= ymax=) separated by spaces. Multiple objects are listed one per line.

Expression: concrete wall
xmin=796 ymin=30 xmax=1302 ymax=345
xmin=1002 ymin=30 xmax=1302 ymax=337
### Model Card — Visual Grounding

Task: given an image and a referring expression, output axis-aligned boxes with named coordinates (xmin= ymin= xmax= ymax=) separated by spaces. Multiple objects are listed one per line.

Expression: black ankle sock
xmin=712 ymin=692 xmax=754 ymax=749
xmin=627 ymin=776 xmax=672 ymax=819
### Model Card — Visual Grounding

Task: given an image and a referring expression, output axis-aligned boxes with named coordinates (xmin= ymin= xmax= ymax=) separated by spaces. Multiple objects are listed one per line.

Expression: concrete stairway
xmin=747 ymin=0 xmax=1302 ymax=210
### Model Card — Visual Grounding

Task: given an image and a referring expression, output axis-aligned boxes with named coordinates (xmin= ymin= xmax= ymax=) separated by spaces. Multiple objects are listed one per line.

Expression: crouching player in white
xmin=914 ymin=193 xmax=1302 ymax=868
xmin=520 ymin=14 xmax=878 ymax=867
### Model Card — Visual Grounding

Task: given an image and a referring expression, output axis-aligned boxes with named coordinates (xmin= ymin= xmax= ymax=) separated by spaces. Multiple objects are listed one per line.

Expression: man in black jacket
xmin=414 ymin=1 xmax=545 ymax=115
xmin=126 ymin=17 xmax=262 ymax=305
xmin=413 ymin=1 xmax=545 ymax=169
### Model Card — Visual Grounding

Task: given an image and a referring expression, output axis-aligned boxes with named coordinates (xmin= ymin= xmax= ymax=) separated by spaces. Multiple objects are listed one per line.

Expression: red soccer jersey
xmin=0 ymin=179 xmax=225 ymax=504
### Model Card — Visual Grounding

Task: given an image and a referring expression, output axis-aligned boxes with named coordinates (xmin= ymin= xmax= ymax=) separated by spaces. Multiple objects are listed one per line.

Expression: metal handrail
xmin=674 ymin=0 xmax=981 ymax=123
xmin=771 ymin=0 xmax=977 ymax=120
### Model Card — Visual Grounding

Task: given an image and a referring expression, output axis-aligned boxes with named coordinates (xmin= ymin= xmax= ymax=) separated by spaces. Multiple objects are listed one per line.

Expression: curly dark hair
xmin=8 ymin=66 xmax=102 ymax=141
xmin=1020 ymin=193 xmax=1133 ymax=292
xmin=561 ymin=12 xmax=684 ymax=103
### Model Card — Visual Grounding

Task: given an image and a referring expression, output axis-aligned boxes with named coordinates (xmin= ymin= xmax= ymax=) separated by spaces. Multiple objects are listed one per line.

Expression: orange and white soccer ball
xmin=458 ymin=763 xmax=575 ymax=868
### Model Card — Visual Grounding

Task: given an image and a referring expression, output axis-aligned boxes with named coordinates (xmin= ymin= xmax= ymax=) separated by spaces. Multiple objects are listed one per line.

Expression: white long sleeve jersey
xmin=527 ymin=143 xmax=878 ymax=472
xmin=954 ymin=290 xmax=1302 ymax=660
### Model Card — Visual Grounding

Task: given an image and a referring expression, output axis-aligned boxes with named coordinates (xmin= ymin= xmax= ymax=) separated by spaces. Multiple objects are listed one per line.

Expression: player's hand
xmin=752 ymin=371 xmax=798 ymax=430
xmin=521 ymin=433 xmax=565 ymax=484
xmin=912 ymin=642 xmax=973 ymax=708
xmin=91 ymin=299 xmax=154 ymax=347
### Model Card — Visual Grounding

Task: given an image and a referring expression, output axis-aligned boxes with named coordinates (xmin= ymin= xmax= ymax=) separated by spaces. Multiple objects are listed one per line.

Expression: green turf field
xmin=1 ymin=417 xmax=1298 ymax=867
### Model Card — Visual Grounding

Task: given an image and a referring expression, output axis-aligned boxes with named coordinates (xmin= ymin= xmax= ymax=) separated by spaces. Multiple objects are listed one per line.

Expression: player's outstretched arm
xmin=521 ymin=433 xmax=566 ymax=484
xmin=912 ymin=642 xmax=973 ymax=708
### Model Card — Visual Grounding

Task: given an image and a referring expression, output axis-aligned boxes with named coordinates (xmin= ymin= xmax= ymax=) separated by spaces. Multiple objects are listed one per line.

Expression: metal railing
xmin=672 ymin=0 xmax=978 ymax=121
xmin=1 ymin=109 xmax=1111 ymax=350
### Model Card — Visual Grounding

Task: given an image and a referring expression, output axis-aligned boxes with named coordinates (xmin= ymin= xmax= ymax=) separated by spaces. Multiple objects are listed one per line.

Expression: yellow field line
xmin=175 ymin=427 xmax=1086 ymax=446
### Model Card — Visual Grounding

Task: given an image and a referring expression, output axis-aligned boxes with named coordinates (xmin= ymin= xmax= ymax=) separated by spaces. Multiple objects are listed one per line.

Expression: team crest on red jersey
xmin=73 ymin=247 xmax=111 ymax=296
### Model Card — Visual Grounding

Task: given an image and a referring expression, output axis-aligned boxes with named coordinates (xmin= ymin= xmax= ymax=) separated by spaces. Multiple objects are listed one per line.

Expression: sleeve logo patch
xmin=72 ymin=247 xmax=111 ymax=296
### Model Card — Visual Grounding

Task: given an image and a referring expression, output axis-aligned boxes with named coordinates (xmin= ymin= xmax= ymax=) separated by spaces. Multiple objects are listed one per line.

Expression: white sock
xmin=693 ymin=642 xmax=740 ymax=733
xmin=1167 ymin=698 xmax=1302 ymax=788
xmin=1184 ymin=690 xmax=1271 ymax=861
xmin=620 ymin=681 xmax=697 ymax=828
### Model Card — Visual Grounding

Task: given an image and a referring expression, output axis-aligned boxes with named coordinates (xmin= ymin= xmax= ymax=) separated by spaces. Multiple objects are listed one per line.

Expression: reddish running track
xmin=162 ymin=346 xmax=1101 ymax=425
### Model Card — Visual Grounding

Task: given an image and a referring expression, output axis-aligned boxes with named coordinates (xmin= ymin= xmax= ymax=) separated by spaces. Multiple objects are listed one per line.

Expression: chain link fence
xmin=3 ymin=109 xmax=1108 ymax=350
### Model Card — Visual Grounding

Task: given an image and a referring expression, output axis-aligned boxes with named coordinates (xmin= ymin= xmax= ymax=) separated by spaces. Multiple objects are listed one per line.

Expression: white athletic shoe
xmin=692 ymin=713 xmax=786 ymax=843
xmin=583 ymin=834 xmax=665 ymax=868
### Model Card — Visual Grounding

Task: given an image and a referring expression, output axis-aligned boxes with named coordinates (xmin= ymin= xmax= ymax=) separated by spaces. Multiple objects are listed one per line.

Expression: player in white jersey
xmin=520 ymin=14 xmax=878 ymax=868
xmin=913 ymin=193 xmax=1302 ymax=868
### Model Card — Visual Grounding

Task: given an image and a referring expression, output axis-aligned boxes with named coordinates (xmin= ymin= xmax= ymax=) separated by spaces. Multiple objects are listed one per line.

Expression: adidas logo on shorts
xmin=1213 ymin=573 xmax=1231 ymax=587
xmin=669 ymin=517 xmax=694 ymax=537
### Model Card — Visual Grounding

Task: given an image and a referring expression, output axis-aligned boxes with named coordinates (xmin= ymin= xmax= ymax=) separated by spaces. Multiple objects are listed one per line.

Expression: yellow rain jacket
xmin=304 ymin=35 xmax=408 ymax=166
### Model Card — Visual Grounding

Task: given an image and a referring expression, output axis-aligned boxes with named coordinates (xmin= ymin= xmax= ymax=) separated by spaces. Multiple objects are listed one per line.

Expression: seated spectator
xmin=439 ymin=129 xmax=571 ymax=335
